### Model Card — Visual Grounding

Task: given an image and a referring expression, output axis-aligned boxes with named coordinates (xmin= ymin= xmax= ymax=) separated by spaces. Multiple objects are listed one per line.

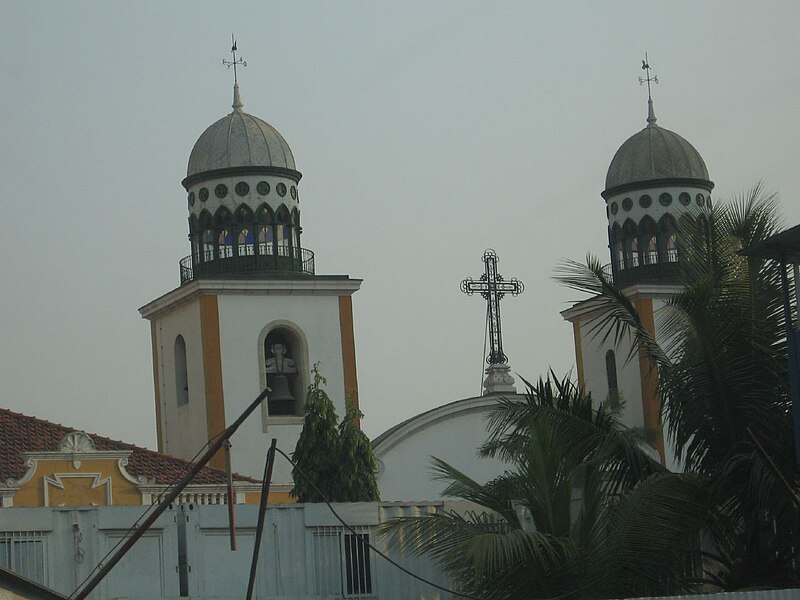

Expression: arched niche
xmin=258 ymin=320 xmax=309 ymax=421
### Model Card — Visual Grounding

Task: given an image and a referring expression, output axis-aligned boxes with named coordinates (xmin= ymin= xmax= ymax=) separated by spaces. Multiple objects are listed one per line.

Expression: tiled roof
xmin=0 ymin=408 xmax=259 ymax=485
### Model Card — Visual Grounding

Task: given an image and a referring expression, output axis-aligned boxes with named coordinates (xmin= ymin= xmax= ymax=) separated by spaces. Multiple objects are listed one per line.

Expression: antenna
xmin=222 ymin=34 xmax=247 ymax=84
xmin=638 ymin=52 xmax=658 ymax=101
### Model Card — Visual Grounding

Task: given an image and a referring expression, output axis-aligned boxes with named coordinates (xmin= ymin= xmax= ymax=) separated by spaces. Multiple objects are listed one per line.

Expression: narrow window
xmin=666 ymin=235 xmax=678 ymax=262
xmin=628 ymin=238 xmax=640 ymax=267
xmin=605 ymin=350 xmax=618 ymax=396
xmin=0 ymin=531 xmax=46 ymax=584
xmin=203 ymin=230 xmax=214 ymax=261
xmin=238 ymin=228 xmax=254 ymax=256
xmin=218 ymin=230 xmax=234 ymax=258
xmin=175 ymin=335 xmax=189 ymax=407
xmin=644 ymin=237 xmax=658 ymax=264
xmin=258 ymin=226 xmax=274 ymax=256
xmin=312 ymin=527 xmax=373 ymax=597
xmin=616 ymin=242 xmax=625 ymax=270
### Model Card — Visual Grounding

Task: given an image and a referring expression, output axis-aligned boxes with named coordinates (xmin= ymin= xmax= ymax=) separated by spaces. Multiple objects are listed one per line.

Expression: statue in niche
xmin=265 ymin=343 xmax=297 ymax=374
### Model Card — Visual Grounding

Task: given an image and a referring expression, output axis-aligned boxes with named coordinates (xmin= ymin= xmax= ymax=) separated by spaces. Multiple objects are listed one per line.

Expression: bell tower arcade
xmin=139 ymin=77 xmax=362 ymax=496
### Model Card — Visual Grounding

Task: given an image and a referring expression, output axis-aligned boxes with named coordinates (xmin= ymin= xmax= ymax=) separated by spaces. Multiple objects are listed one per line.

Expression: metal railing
xmin=179 ymin=246 xmax=315 ymax=284
xmin=612 ymin=260 xmax=680 ymax=286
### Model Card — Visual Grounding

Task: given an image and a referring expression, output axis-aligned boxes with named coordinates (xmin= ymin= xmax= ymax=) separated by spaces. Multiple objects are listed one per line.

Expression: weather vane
xmin=639 ymin=53 xmax=658 ymax=101
xmin=222 ymin=34 xmax=247 ymax=84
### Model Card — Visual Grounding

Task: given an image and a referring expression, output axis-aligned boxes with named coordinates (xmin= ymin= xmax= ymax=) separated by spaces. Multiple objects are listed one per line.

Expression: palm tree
xmin=381 ymin=374 xmax=709 ymax=599
xmin=555 ymin=184 xmax=800 ymax=589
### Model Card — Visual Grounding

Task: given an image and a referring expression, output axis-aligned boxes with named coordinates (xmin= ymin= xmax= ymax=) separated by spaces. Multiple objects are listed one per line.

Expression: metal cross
xmin=639 ymin=52 xmax=658 ymax=100
xmin=461 ymin=249 xmax=524 ymax=365
xmin=222 ymin=34 xmax=247 ymax=84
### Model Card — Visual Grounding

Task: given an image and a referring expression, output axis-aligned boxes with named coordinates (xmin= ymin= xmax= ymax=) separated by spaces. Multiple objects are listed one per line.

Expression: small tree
xmin=335 ymin=402 xmax=380 ymax=502
xmin=291 ymin=366 xmax=340 ymax=502
xmin=292 ymin=366 xmax=380 ymax=503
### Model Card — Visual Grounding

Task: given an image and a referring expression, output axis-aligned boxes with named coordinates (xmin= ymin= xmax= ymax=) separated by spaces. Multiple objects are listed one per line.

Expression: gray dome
xmin=187 ymin=87 xmax=296 ymax=178
xmin=604 ymin=105 xmax=710 ymax=193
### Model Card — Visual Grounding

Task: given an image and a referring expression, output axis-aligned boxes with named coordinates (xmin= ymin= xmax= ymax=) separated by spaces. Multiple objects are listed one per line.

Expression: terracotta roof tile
xmin=0 ymin=408 xmax=259 ymax=485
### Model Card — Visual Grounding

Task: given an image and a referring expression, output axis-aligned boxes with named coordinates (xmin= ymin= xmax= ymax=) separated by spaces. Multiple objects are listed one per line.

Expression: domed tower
xmin=562 ymin=65 xmax=713 ymax=469
xmin=180 ymin=83 xmax=311 ymax=282
xmin=603 ymin=97 xmax=714 ymax=286
xmin=140 ymin=76 xmax=362 ymax=493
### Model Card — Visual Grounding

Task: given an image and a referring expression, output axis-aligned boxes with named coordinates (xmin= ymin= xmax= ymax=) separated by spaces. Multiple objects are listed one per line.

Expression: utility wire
xmin=481 ymin=302 xmax=490 ymax=394
xmin=68 ymin=430 xmax=227 ymax=599
xmin=273 ymin=447 xmax=485 ymax=600
xmin=276 ymin=446 xmax=612 ymax=600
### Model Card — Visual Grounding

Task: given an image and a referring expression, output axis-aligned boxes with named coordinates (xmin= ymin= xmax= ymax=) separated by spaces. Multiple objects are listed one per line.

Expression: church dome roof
xmin=186 ymin=84 xmax=296 ymax=179
xmin=603 ymin=100 xmax=711 ymax=195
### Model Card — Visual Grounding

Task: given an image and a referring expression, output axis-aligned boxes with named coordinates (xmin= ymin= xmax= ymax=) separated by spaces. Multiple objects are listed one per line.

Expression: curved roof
xmin=187 ymin=84 xmax=296 ymax=178
xmin=604 ymin=100 xmax=711 ymax=194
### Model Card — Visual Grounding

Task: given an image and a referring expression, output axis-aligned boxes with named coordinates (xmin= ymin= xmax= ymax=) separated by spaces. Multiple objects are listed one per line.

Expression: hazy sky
xmin=2 ymin=1 xmax=799 ymax=449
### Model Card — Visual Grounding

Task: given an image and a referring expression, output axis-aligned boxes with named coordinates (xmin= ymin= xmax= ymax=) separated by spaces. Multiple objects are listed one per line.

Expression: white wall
xmin=578 ymin=318 xmax=645 ymax=429
xmin=152 ymin=302 xmax=209 ymax=461
xmin=0 ymin=503 xmax=456 ymax=600
xmin=216 ymin=294 xmax=348 ymax=483
xmin=374 ymin=397 xmax=512 ymax=502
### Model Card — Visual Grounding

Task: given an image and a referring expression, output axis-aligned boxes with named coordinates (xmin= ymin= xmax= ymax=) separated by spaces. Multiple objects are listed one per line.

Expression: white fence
xmin=0 ymin=502 xmax=455 ymax=600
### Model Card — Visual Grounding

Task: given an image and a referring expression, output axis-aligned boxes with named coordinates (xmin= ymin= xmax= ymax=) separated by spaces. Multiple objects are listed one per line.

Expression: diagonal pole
xmin=246 ymin=438 xmax=277 ymax=600
xmin=73 ymin=387 xmax=270 ymax=600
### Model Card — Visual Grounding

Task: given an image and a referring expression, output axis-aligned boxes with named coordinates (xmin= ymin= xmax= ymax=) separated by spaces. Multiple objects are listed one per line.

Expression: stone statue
xmin=265 ymin=343 xmax=297 ymax=374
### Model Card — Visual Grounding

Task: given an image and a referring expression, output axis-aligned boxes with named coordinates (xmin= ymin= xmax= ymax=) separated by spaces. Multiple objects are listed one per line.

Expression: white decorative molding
xmin=139 ymin=277 xmax=364 ymax=319
xmin=137 ymin=482 xmax=264 ymax=506
xmin=372 ymin=394 xmax=525 ymax=456
xmin=43 ymin=472 xmax=113 ymax=507
xmin=10 ymin=458 xmax=38 ymax=487
xmin=0 ymin=483 xmax=18 ymax=507
xmin=483 ymin=364 xmax=517 ymax=395
xmin=59 ymin=431 xmax=96 ymax=453
xmin=116 ymin=457 xmax=152 ymax=486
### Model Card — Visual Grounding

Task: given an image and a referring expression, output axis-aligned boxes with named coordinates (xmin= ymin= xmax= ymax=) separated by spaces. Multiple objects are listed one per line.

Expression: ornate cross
xmin=461 ymin=249 xmax=524 ymax=365
xmin=222 ymin=34 xmax=247 ymax=84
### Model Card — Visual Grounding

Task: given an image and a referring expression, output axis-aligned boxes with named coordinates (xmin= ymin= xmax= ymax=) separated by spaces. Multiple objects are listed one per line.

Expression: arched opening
xmin=666 ymin=235 xmax=678 ymax=262
xmin=292 ymin=208 xmax=301 ymax=249
xmin=235 ymin=206 xmax=255 ymax=257
xmin=199 ymin=211 xmax=214 ymax=262
xmin=218 ymin=229 xmax=234 ymax=258
xmin=257 ymin=205 xmax=275 ymax=257
xmin=628 ymin=238 xmax=640 ymax=267
xmin=215 ymin=209 xmax=233 ymax=259
xmin=262 ymin=326 xmax=306 ymax=417
xmin=605 ymin=350 xmax=618 ymax=396
xmin=202 ymin=230 xmax=214 ymax=261
xmin=644 ymin=237 xmax=658 ymax=264
xmin=238 ymin=229 xmax=254 ymax=256
xmin=640 ymin=217 xmax=658 ymax=265
xmin=609 ymin=224 xmax=624 ymax=271
xmin=174 ymin=335 xmax=189 ymax=407
xmin=276 ymin=206 xmax=292 ymax=258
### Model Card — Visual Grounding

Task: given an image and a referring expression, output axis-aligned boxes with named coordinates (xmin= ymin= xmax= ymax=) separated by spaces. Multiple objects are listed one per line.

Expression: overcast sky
xmin=2 ymin=1 xmax=799 ymax=449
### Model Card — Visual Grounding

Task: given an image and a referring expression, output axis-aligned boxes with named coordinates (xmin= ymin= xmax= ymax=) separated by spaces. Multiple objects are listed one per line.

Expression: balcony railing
xmin=611 ymin=261 xmax=680 ymax=286
xmin=179 ymin=246 xmax=315 ymax=285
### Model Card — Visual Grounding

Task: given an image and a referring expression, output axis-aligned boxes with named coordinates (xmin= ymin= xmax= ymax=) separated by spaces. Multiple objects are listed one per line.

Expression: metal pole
xmin=779 ymin=257 xmax=800 ymax=464
xmin=246 ymin=438 xmax=277 ymax=600
xmin=73 ymin=387 xmax=270 ymax=600
xmin=224 ymin=440 xmax=237 ymax=551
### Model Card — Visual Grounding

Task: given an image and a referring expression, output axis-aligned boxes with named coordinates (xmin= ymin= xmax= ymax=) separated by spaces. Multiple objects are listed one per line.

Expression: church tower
xmin=139 ymin=79 xmax=362 ymax=495
xmin=562 ymin=74 xmax=713 ymax=468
